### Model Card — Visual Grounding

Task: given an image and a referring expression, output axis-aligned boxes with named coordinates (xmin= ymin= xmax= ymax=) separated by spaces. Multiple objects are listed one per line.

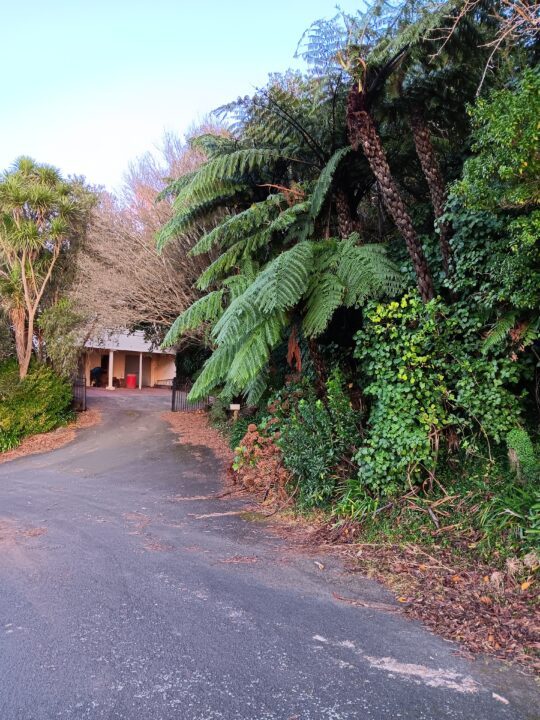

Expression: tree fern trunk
xmin=347 ymin=95 xmax=435 ymax=302
xmin=307 ymin=338 xmax=327 ymax=397
xmin=409 ymin=108 xmax=452 ymax=275
xmin=334 ymin=189 xmax=361 ymax=239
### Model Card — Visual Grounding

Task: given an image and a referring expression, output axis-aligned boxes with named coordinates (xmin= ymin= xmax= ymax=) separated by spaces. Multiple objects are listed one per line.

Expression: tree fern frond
xmin=187 ymin=149 xmax=291 ymax=199
xmin=310 ymin=146 xmax=352 ymax=219
xmin=161 ymin=290 xmax=224 ymax=348
xmin=244 ymin=370 xmax=269 ymax=405
xmin=196 ymin=242 xmax=247 ymax=290
xmin=338 ymin=238 xmax=403 ymax=305
xmin=172 ymin=179 xmax=245 ymax=212
xmin=189 ymin=194 xmax=284 ymax=257
xmin=222 ymin=267 xmax=257 ymax=300
xmin=482 ymin=312 xmax=518 ymax=353
xmin=303 ymin=273 xmax=345 ymax=337
xmin=250 ymin=241 xmax=313 ymax=314
xmin=189 ymin=133 xmax=238 ymax=158
xmin=212 ymin=293 xmax=265 ymax=346
xmin=227 ymin=312 xmax=287 ymax=388
xmin=156 ymin=170 xmax=199 ymax=202
xmin=156 ymin=193 xmax=236 ymax=251
xmin=188 ymin=343 xmax=236 ymax=400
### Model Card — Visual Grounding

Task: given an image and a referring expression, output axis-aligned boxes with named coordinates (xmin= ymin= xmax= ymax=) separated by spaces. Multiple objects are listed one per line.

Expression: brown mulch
xmin=0 ymin=408 xmax=101 ymax=465
xmin=162 ymin=411 xmax=233 ymax=471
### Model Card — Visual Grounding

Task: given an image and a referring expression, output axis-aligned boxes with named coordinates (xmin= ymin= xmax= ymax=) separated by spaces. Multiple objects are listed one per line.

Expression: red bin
xmin=126 ymin=373 xmax=137 ymax=389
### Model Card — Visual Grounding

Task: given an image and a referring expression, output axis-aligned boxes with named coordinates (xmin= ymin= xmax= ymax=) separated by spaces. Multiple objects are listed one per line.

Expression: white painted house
xmin=84 ymin=331 xmax=175 ymax=389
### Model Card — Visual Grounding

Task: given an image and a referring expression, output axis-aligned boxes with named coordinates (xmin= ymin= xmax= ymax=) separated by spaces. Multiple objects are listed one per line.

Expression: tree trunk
xmin=19 ymin=310 xmax=34 ymax=379
xmin=307 ymin=338 xmax=327 ymax=397
xmin=10 ymin=307 xmax=27 ymax=374
xmin=334 ymin=189 xmax=361 ymax=239
xmin=347 ymin=92 xmax=435 ymax=302
xmin=409 ymin=107 xmax=452 ymax=275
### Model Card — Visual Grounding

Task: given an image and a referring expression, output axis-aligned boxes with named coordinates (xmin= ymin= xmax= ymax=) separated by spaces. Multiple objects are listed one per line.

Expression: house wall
xmin=153 ymin=355 xmax=175 ymax=385
xmin=113 ymin=352 xmax=125 ymax=379
xmin=84 ymin=349 xmax=175 ymax=387
xmin=85 ymin=350 xmax=102 ymax=385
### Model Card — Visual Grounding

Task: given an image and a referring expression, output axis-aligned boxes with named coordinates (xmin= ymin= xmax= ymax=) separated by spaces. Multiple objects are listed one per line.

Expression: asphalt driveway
xmin=0 ymin=392 xmax=537 ymax=719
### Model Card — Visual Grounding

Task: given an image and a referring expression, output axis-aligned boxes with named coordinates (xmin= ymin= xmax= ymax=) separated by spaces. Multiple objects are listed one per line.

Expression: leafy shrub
xmin=0 ymin=362 xmax=73 ymax=451
xmin=278 ymin=369 xmax=362 ymax=509
xmin=352 ymin=293 xmax=523 ymax=496
xmin=506 ymin=428 xmax=539 ymax=482
xmin=208 ymin=397 xmax=228 ymax=429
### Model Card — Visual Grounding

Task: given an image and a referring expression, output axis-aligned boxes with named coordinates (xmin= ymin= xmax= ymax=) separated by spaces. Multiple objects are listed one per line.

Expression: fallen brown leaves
xmin=0 ymin=518 xmax=47 ymax=546
xmin=317 ymin=530 xmax=539 ymax=674
xmin=0 ymin=408 xmax=101 ymax=465
xmin=228 ymin=424 xmax=293 ymax=507
xmin=162 ymin=411 xmax=233 ymax=470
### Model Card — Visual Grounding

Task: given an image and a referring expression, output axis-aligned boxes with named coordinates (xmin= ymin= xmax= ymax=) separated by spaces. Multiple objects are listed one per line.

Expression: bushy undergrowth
xmin=0 ymin=360 xmax=73 ymax=452
xmin=338 ymin=454 xmax=540 ymax=561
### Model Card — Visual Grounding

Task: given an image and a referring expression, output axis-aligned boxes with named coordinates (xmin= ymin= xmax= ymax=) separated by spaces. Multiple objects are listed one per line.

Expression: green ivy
xmin=351 ymin=292 xmax=523 ymax=496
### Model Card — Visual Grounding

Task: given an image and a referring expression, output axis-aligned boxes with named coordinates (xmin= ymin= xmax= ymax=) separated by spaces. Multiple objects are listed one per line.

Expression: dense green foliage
xmin=160 ymin=0 xmax=539 ymax=558
xmin=278 ymin=370 xmax=362 ymax=508
xmin=0 ymin=360 xmax=73 ymax=451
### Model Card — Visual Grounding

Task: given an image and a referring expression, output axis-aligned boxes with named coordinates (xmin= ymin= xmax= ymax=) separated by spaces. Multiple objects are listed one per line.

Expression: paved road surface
xmin=0 ymin=392 xmax=537 ymax=719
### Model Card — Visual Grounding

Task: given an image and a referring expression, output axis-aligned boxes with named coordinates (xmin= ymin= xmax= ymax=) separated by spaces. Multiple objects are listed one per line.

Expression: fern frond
xmin=189 ymin=194 xmax=284 ymax=257
xmin=212 ymin=293 xmax=265 ymax=347
xmin=310 ymin=146 xmax=352 ymax=219
xmin=188 ymin=343 xmax=236 ymax=400
xmin=250 ymin=241 xmax=313 ymax=313
xmin=156 ymin=170 xmax=199 ymax=202
xmin=213 ymin=242 xmax=312 ymax=346
xmin=482 ymin=312 xmax=518 ymax=353
xmin=156 ymin=193 xmax=236 ymax=251
xmin=161 ymin=290 xmax=224 ymax=347
xmin=303 ymin=273 xmax=345 ymax=337
xmin=187 ymin=149 xmax=290 ymax=199
xmin=196 ymin=242 xmax=247 ymax=290
xmin=244 ymin=370 xmax=269 ymax=405
xmin=227 ymin=312 xmax=287 ymax=388
xmin=189 ymin=133 xmax=238 ymax=158
xmin=338 ymin=238 xmax=403 ymax=305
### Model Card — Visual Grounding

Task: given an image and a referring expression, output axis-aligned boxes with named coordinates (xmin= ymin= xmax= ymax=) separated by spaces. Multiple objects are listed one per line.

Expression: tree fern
xmin=188 ymin=343 xmax=236 ymax=399
xmin=161 ymin=290 xmax=224 ymax=348
xmin=337 ymin=237 xmax=404 ymax=305
xmin=189 ymin=194 xmax=284 ymax=257
xmin=156 ymin=193 xmax=238 ymax=251
xmin=310 ymin=147 xmax=353 ymax=220
xmin=303 ymin=272 xmax=346 ymax=337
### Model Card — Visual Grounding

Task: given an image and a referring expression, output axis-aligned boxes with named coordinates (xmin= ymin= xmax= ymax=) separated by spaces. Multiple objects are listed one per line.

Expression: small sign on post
xmin=229 ymin=403 xmax=241 ymax=421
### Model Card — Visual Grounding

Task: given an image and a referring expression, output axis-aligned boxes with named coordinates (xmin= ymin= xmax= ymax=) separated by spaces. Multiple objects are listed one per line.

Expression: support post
xmin=139 ymin=352 xmax=143 ymax=390
xmin=107 ymin=350 xmax=115 ymax=390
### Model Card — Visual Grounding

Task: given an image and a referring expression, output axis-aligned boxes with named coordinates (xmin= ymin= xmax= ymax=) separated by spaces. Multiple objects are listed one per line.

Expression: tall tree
xmin=0 ymin=158 xmax=92 ymax=378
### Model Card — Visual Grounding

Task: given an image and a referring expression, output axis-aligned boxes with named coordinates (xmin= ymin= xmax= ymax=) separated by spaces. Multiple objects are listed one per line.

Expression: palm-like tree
xmin=0 ymin=158 xmax=85 ymax=377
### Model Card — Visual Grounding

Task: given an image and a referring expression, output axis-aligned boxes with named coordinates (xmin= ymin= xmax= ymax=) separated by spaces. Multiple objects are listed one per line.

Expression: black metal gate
xmin=171 ymin=379 xmax=209 ymax=412
xmin=72 ymin=375 xmax=87 ymax=412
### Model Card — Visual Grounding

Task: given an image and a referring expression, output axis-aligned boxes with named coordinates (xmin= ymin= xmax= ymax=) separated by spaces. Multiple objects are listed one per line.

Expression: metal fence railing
xmin=171 ymin=379 xmax=210 ymax=412
xmin=72 ymin=375 xmax=87 ymax=412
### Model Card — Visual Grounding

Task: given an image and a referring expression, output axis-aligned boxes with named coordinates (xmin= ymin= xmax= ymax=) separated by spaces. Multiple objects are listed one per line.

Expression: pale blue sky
xmin=0 ymin=1 xmax=359 ymax=190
